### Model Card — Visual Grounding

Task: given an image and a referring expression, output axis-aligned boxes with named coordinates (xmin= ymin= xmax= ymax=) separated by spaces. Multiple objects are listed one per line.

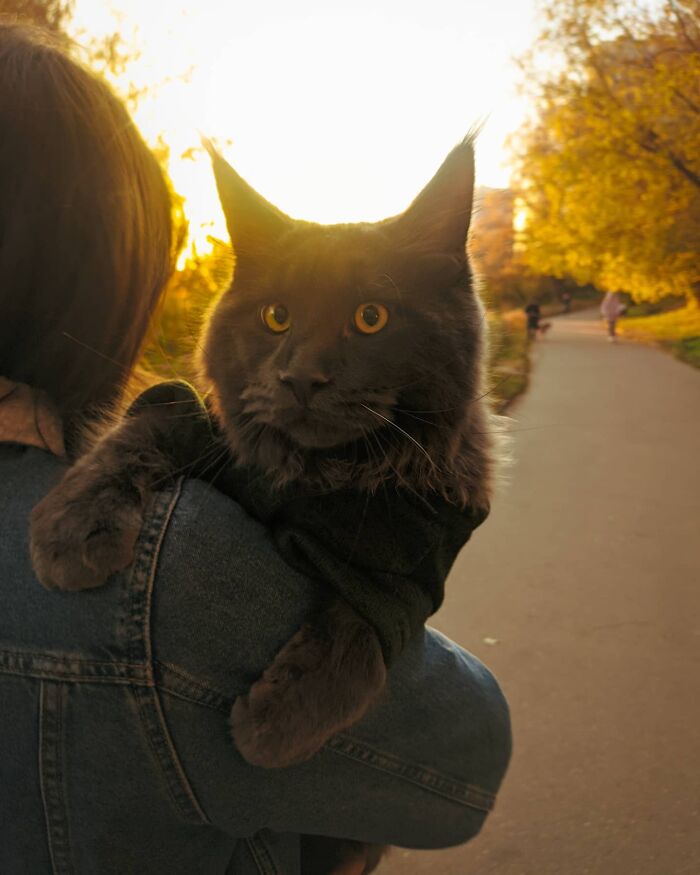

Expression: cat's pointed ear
xmin=203 ymin=138 xmax=292 ymax=257
xmin=389 ymin=136 xmax=475 ymax=255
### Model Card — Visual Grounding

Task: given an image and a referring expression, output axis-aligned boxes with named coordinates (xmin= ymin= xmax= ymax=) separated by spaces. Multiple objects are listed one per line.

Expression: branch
xmin=671 ymin=86 xmax=700 ymax=116
xmin=637 ymin=129 xmax=700 ymax=190
xmin=669 ymin=1 xmax=700 ymax=52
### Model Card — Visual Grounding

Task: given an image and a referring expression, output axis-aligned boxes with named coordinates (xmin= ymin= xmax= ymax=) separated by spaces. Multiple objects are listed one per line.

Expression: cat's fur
xmin=30 ymin=137 xmax=495 ymax=875
xmin=202 ymin=137 xmax=493 ymax=508
xmin=31 ymin=136 xmax=495 ymax=771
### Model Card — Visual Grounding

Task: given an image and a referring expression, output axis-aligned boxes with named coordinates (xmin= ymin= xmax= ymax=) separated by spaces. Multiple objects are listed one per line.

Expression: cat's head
xmin=201 ymin=137 xmax=494 ymax=507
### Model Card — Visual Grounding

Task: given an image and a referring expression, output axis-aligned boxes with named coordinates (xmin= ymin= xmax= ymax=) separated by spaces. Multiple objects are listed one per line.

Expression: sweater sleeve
xmin=228 ymin=473 xmax=489 ymax=665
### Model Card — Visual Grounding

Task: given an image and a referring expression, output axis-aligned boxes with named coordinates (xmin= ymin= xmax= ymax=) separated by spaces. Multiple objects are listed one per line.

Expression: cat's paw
xmin=231 ymin=602 xmax=387 ymax=768
xmin=30 ymin=470 xmax=143 ymax=592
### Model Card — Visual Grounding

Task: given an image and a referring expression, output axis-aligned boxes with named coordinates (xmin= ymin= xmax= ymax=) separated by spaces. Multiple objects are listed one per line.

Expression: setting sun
xmin=71 ymin=0 xmax=538 ymax=252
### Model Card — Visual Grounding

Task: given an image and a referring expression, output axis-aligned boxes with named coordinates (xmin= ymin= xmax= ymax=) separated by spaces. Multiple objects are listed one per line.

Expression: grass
xmin=619 ymin=303 xmax=700 ymax=369
xmin=487 ymin=310 xmax=531 ymax=411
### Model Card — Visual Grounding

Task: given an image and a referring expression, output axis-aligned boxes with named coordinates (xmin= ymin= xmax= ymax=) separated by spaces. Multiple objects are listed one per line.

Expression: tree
xmin=470 ymin=188 xmax=521 ymax=305
xmin=470 ymin=187 xmax=573 ymax=308
xmin=513 ymin=0 xmax=700 ymax=304
xmin=0 ymin=0 xmax=73 ymax=33
xmin=2 ymin=1 xmax=230 ymax=356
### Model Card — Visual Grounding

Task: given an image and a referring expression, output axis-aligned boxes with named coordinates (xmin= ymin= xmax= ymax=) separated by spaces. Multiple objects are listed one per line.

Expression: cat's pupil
xmin=362 ymin=305 xmax=380 ymax=327
xmin=273 ymin=305 xmax=288 ymax=324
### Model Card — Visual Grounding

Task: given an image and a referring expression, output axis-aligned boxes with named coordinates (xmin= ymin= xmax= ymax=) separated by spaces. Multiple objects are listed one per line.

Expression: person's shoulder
xmin=148 ymin=477 xmax=321 ymax=696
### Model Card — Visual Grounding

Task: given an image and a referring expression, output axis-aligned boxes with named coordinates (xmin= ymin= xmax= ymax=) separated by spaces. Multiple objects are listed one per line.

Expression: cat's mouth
xmin=240 ymin=401 xmax=390 ymax=450
xmin=236 ymin=385 xmax=398 ymax=451
xmin=270 ymin=407 xmax=375 ymax=449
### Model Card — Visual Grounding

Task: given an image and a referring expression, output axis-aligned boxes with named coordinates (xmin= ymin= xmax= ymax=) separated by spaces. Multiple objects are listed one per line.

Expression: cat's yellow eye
xmin=261 ymin=304 xmax=291 ymax=333
xmin=353 ymin=302 xmax=389 ymax=335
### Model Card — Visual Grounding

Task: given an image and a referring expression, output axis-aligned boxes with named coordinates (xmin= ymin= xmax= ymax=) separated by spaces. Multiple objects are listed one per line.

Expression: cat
xmin=30 ymin=135 xmax=497 ymax=773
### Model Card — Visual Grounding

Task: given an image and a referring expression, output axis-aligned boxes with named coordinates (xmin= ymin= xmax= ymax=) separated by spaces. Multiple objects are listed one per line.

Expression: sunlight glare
xmin=72 ymin=0 xmax=538 ymax=252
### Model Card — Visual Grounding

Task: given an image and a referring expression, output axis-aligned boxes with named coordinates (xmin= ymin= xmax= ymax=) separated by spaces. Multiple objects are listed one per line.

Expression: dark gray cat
xmin=30 ymin=136 xmax=498 ymax=776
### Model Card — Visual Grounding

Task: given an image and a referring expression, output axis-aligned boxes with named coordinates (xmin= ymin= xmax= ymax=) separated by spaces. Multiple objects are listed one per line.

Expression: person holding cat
xmin=0 ymin=22 xmax=510 ymax=875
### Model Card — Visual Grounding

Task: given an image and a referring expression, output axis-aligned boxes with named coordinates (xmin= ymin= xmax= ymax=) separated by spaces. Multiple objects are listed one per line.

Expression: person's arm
xmin=150 ymin=478 xmax=512 ymax=850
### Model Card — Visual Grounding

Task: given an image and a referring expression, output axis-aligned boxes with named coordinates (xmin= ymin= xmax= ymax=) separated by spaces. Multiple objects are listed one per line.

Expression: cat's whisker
xmin=467 ymin=376 xmax=514 ymax=407
xmin=377 ymin=273 xmax=404 ymax=307
xmin=360 ymin=403 xmax=438 ymax=471
xmin=366 ymin=427 xmax=410 ymax=488
xmin=195 ymin=443 xmax=233 ymax=484
xmin=150 ymin=438 xmax=227 ymax=487
xmin=396 ymin=410 xmax=442 ymax=428
xmin=378 ymin=348 xmax=470 ymax=394
xmin=62 ymin=332 xmax=154 ymax=390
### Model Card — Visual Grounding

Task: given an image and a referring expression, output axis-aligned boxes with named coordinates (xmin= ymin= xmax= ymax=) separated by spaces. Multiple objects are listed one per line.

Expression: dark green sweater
xmin=130 ymin=382 xmax=488 ymax=665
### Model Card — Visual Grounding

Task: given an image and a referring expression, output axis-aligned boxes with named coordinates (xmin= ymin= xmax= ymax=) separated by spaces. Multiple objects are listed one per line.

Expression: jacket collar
xmin=0 ymin=377 xmax=65 ymax=457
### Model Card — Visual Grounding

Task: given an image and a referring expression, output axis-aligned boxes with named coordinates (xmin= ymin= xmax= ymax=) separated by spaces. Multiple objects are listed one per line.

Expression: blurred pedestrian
xmin=600 ymin=292 xmax=625 ymax=342
xmin=525 ymin=299 xmax=541 ymax=340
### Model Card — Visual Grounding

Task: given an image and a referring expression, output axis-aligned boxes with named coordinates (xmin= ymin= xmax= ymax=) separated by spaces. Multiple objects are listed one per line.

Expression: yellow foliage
xmin=620 ymin=303 xmax=700 ymax=343
xmin=513 ymin=0 xmax=700 ymax=303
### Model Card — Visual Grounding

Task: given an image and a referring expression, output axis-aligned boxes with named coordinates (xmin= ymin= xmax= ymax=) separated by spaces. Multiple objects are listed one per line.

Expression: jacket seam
xmin=0 ymin=650 xmax=146 ymax=669
xmin=128 ymin=480 xmax=210 ymax=826
xmin=0 ymin=666 xmax=151 ymax=684
xmin=154 ymin=659 xmax=232 ymax=713
xmin=245 ymin=833 xmax=280 ymax=875
xmin=38 ymin=681 xmax=75 ymax=875
xmin=130 ymin=684 xmax=210 ymax=825
xmin=157 ymin=683 xmax=230 ymax=715
xmin=326 ymin=733 xmax=496 ymax=813
xmin=0 ymin=649 xmax=150 ymax=683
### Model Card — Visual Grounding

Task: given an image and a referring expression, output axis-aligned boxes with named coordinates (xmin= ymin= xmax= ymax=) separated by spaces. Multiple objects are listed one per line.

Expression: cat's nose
xmin=278 ymin=371 xmax=331 ymax=406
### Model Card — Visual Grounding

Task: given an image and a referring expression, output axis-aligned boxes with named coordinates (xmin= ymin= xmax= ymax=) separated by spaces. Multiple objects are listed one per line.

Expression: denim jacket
xmin=0 ymin=443 xmax=511 ymax=875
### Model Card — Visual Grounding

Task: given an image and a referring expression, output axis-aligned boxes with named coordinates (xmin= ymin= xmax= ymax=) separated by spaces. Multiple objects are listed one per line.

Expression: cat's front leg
xmin=31 ymin=381 xmax=213 ymax=591
xmin=231 ymin=600 xmax=387 ymax=768
xmin=30 ymin=421 xmax=166 ymax=591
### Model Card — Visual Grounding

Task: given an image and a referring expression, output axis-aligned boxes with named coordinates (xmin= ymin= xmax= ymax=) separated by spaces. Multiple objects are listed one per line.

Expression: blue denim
xmin=0 ymin=443 xmax=511 ymax=874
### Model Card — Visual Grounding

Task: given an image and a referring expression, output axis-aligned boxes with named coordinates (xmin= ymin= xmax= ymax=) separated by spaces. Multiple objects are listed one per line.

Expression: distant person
xmin=560 ymin=289 xmax=572 ymax=314
xmin=525 ymin=299 xmax=541 ymax=340
xmin=600 ymin=292 xmax=626 ymax=342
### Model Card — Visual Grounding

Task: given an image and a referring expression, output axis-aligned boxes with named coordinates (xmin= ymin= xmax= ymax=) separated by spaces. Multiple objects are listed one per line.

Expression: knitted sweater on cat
xmin=131 ymin=381 xmax=488 ymax=665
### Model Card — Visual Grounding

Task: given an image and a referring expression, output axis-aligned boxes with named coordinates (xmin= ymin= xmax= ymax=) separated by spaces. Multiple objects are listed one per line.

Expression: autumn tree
xmin=0 ymin=0 xmax=72 ymax=33
xmin=470 ymin=188 xmax=522 ymax=305
xmin=513 ymin=0 xmax=700 ymax=304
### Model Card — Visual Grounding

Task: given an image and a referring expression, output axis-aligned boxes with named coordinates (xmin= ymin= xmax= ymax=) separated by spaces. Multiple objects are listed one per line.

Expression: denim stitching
xmin=245 ymin=833 xmax=279 ymax=875
xmin=155 ymin=658 xmax=233 ymax=701
xmin=124 ymin=487 xmax=178 ymax=669
xmin=126 ymin=480 xmax=210 ymax=826
xmin=154 ymin=660 xmax=232 ymax=714
xmin=130 ymin=684 xmax=209 ymax=824
xmin=0 ymin=648 xmax=149 ymax=683
xmin=157 ymin=684 xmax=228 ymax=715
xmin=38 ymin=682 xmax=75 ymax=875
xmin=327 ymin=734 xmax=496 ymax=813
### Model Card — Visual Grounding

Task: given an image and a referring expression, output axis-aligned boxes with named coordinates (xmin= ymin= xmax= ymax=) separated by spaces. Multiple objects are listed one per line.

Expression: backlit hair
xmin=0 ymin=22 xmax=173 ymax=449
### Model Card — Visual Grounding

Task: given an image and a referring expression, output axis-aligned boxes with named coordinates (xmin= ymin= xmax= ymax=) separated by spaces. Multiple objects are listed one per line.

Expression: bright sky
xmin=72 ymin=0 xmax=539 ymax=248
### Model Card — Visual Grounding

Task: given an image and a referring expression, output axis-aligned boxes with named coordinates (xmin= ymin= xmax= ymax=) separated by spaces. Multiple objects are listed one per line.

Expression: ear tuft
xmin=204 ymin=140 xmax=292 ymax=258
xmin=391 ymin=133 xmax=476 ymax=254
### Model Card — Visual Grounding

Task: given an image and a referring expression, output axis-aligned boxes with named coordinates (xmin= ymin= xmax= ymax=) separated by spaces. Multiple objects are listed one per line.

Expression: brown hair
xmin=0 ymin=23 xmax=173 ymax=446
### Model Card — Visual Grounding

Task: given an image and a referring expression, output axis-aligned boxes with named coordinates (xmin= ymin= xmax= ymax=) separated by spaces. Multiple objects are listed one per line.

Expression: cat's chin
xmin=281 ymin=420 xmax=360 ymax=450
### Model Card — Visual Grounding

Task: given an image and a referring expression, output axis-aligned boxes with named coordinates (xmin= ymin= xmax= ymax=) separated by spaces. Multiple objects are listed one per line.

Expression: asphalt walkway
xmin=382 ymin=309 xmax=700 ymax=875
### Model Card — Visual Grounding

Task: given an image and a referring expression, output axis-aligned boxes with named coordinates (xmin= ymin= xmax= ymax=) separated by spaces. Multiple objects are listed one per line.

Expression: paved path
xmin=381 ymin=310 xmax=700 ymax=875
